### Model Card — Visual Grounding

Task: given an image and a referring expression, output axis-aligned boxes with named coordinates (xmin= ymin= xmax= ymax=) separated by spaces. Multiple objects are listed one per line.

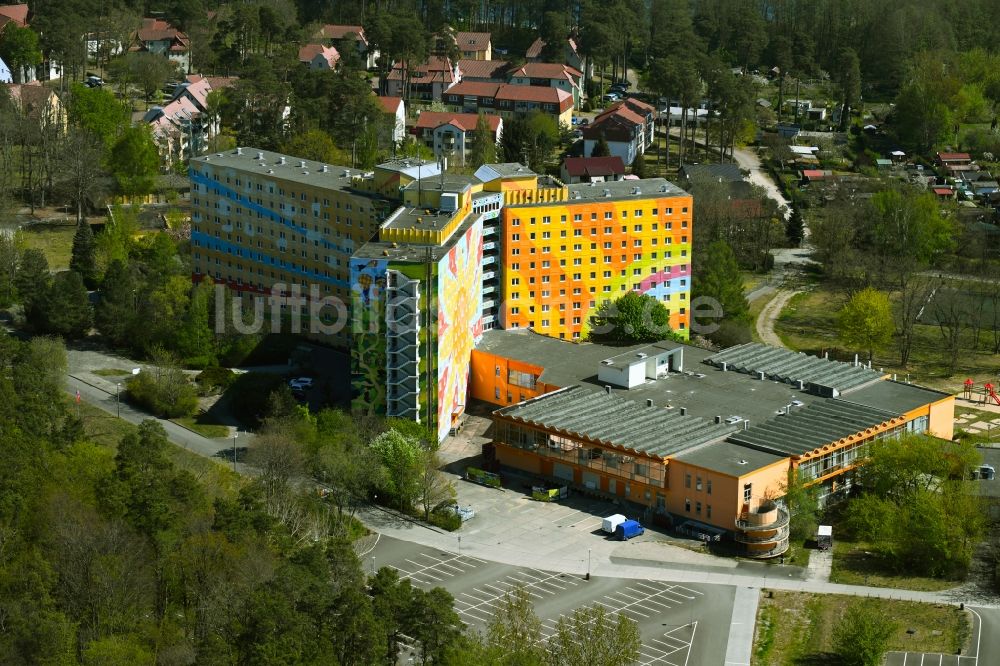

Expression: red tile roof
xmin=317 ymin=24 xmax=367 ymax=46
xmin=563 ymin=156 xmax=626 ymax=178
xmin=415 ymin=111 xmax=501 ymax=132
xmin=456 ymin=31 xmax=491 ymax=51
xmin=936 ymin=152 xmax=971 ymax=163
xmin=509 ymin=62 xmax=582 ymax=82
xmin=378 ymin=96 xmax=403 ymax=114
xmin=932 ymin=187 xmax=954 ymax=196
xmin=0 ymin=4 xmax=28 ymax=28
xmin=186 ymin=74 xmax=238 ymax=90
xmin=446 ymin=81 xmax=502 ymax=97
xmin=298 ymin=43 xmax=339 ymax=67
xmin=525 ymin=38 xmax=545 ymax=59
xmin=137 ymin=18 xmax=187 ymax=43
xmin=386 ymin=56 xmax=455 ymax=83
xmin=802 ymin=169 xmax=833 ymax=180
xmin=457 ymin=59 xmax=509 ymax=80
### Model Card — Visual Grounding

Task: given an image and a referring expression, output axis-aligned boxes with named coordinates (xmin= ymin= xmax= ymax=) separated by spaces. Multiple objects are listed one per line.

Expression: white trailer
xmin=602 ymin=514 xmax=627 ymax=534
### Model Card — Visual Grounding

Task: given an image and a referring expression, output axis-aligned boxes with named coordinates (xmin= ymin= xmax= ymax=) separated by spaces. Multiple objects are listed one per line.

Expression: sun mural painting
xmin=436 ymin=222 xmax=484 ymax=440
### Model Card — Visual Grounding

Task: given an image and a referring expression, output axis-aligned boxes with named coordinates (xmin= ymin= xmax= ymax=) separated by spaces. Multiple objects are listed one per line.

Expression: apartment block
xmin=499 ymin=178 xmax=693 ymax=341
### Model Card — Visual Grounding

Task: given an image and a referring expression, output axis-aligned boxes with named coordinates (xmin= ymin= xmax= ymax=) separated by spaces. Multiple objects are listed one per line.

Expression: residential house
xmin=443 ymin=81 xmax=574 ymax=127
xmin=4 ymin=82 xmax=66 ymax=132
xmin=457 ymin=59 xmax=510 ymax=83
xmin=507 ymin=62 xmax=583 ymax=109
xmin=315 ymin=24 xmax=377 ymax=69
xmin=456 ymin=31 xmax=491 ymax=60
xmin=801 ymin=169 xmax=834 ymax=184
xmin=377 ymin=96 xmax=406 ymax=144
xmin=298 ymin=43 xmax=339 ymax=70
xmin=384 ymin=56 xmax=460 ymax=102
xmin=560 ymin=156 xmax=626 ymax=183
xmin=131 ymin=18 xmax=190 ymax=73
xmin=936 ymin=152 xmax=976 ymax=177
xmin=0 ymin=3 xmax=27 ymax=29
xmin=776 ymin=123 xmax=800 ymax=139
xmin=525 ymin=36 xmax=586 ymax=76
xmin=582 ymin=98 xmax=656 ymax=165
xmin=677 ymin=163 xmax=744 ymax=189
xmin=932 ymin=186 xmax=955 ymax=200
xmin=144 ymin=76 xmax=231 ymax=170
xmin=960 ymin=170 xmax=999 ymax=199
xmin=413 ymin=111 xmax=502 ymax=165
xmin=0 ymin=55 xmax=10 ymax=83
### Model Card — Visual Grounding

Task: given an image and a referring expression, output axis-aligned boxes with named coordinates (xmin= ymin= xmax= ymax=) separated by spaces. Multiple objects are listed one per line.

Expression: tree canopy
xmin=589 ymin=291 xmax=683 ymax=345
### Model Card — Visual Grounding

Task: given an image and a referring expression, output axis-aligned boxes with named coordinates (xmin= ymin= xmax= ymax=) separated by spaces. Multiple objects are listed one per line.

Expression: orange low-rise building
xmin=474 ymin=333 xmax=955 ymax=557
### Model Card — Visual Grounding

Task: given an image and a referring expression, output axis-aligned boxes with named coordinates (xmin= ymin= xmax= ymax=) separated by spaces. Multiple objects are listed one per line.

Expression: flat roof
xmin=673 ymin=440 xmax=787 ymax=477
xmin=384 ymin=206 xmax=460 ymax=232
xmin=564 ymin=178 xmax=687 ymax=204
xmin=841 ymin=379 xmax=951 ymax=414
xmin=355 ymin=212 xmax=479 ymax=262
xmin=192 ymin=147 xmax=364 ymax=192
xmin=496 ymin=385 xmax=734 ymax=459
xmin=402 ymin=174 xmax=476 ymax=194
xmin=476 ymin=330 xmax=825 ymax=425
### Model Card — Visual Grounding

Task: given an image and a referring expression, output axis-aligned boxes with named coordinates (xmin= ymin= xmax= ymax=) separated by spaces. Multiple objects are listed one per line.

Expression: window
xmin=684 ymin=499 xmax=691 ymax=513
xmin=743 ymin=483 xmax=752 ymax=503
xmin=696 ymin=501 xmax=701 ymax=515
xmin=707 ymin=505 xmax=712 ymax=519
xmin=707 ymin=480 xmax=712 ymax=495
xmin=685 ymin=473 xmax=691 ymax=488
xmin=696 ymin=476 xmax=702 ymax=491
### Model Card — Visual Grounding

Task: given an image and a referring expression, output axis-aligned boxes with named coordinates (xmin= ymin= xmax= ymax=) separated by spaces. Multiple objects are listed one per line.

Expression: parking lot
xmin=373 ymin=536 xmax=732 ymax=666
xmin=885 ymin=653 xmax=976 ymax=666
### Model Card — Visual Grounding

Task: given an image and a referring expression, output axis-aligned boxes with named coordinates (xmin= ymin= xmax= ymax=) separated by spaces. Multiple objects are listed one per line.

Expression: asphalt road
xmin=370 ymin=534 xmax=734 ymax=666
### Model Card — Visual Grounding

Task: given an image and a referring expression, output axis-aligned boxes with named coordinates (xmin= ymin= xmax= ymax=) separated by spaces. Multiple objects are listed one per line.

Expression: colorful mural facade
xmin=501 ymin=193 xmax=693 ymax=341
xmin=350 ymin=258 xmax=389 ymax=414
xmin=436 ymin=220 xmax=485 ymax=440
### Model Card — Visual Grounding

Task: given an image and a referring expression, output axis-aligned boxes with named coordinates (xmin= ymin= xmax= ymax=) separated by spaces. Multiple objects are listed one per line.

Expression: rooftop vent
xmin=302 ymin=171 xmax=309 ymax=175
xmin=604 ymin=385 xmax=612 ymax=394
xmin=725 ymin=416 xmax=742 ymax=424
xmin=266 ymin=169 xmax=273 ymax=174
xmin=236 ymin=147 xmax=243 ymax=155
xmin=299 ymin=160 xmax=306 ymax=168
xmin=646 ymin=399 xmax=653 ymax=407
xmin=256 ymin=151 xmax=264 ymax=159
xmin=737 ymin=459 xmax=748 ymax=465
xmin=320 ymin=165 xmax=328 ymax=173
xmin=679 ymin=407 xmax=687 ymax=416
xmin=601 ymin=359 xmax=613 ymax=366
xmin=714 ymin=415 xmax=722 ymax=424
xmin=631 ymin=186 xmax=640 ymax=195
xmin=660 ymin=185 xmax=668 ymax=192
xmin=343 ymin=170 xmax=351 ymax=177
xmin=603 ymin=189 xmax=611 ymax=197
xmin=636 ymin=352 xmax=647 ymax=359
xmin=278 ymin=156 xmax=286 ymax=165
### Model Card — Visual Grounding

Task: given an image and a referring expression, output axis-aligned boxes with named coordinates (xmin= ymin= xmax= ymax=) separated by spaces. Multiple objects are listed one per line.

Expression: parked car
xmin=85 ymin=75 xmax=104 ymax=88
xmin=603 ymin=92 xmax=621 ymax=103
xmin=614 ymin=519 xmax=645 ymax=541
xmin=288 ymin=377 xmax=314 ymax=390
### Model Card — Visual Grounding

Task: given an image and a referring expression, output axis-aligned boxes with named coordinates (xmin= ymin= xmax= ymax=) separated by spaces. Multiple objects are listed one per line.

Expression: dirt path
xmin=756 ymin=288 xmax=801 ymax=348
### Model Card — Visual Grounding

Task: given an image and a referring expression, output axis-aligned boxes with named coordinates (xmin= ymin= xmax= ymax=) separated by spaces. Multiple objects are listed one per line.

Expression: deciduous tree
xmin=109 ymin=127 xmax=159 ymax=198
xmin=590 ymin=291 xmax=681 ymax=345
xmin=838 ymin=287 xmax=893 ymax=363
xmin=548 ymin=604 xmax=641 ymax=666
xmin=832 ymin=600 xmax=897 ymax=666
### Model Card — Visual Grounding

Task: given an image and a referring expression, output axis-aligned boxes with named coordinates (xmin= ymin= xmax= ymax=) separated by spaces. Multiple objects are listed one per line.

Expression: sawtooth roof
xmin=728 ymin=399 xmax=901 ymax=457
xmin=704 ymin=342 xmax=883 ymax=394
xmin=496 ymin=385 xmax=735 ymax=459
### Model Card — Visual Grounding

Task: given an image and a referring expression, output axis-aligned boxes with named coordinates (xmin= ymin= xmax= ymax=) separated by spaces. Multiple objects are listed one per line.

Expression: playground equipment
xmin=963 ymin=379 xmax=1000 ymax=406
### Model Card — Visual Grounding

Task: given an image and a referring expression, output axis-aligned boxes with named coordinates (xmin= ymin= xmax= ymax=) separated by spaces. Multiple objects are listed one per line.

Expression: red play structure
xmin=963 ymin=378 xmax=1000 ymax=406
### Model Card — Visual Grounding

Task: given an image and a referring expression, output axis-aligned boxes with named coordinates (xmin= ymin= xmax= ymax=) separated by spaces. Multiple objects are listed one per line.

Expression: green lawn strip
xmin=171 ymin=416 xmax=231 ymax=438
xmin=829 ymin=540 xmax=959 ymax=592
xmin=752 ymin=590 xmax=968 ymax=665
xmin=77 ymin=400 xmax=239 ymax=500
xmin=21 ymin=224 xmax=76 ymax=271
xmin=92 ymin=368 xmax=132 ymax=377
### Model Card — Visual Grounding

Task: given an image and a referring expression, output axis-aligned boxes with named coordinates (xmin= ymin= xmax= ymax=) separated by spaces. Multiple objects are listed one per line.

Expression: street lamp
xmin=586 ymin=548 xmax=591 ymax=581
xmin=458 ymin=535 xmax=462 ymax=556
xmin=232 ymin=430 xmax=238 ymax=472
xmin=371 ymin=556 xmax=376 ymax=576
xmin=115 ymin=382 xmax=121 ymax=418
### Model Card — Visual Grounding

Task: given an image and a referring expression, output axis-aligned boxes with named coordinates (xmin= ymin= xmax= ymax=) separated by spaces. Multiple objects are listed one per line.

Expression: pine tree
xmin=40 ymin=271 xmax=92 ymax=339
xmin=14 ymin=248 xmax=50 ymax=328
xmin=694 ymin=240 xmax=750 ymax=324
xmin=632 ymin=152 xmax=648 ymax=177
xmin=591 ymin=131 xmax=611 ymax=157
xmin=95 ymin=259 xmax=137 ymax=347
xmin=785 ymin=207 xmax=804 ymax=247
xmin=70 ymin=220 xmax=98 ymax=287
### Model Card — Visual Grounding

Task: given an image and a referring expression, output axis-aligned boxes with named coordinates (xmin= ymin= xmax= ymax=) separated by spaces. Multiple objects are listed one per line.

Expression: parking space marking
xmin=885 ymin=654 xmax=975 ymax=666
xmin=637 ymin=622 xmax=697 ymax=666
xmin=451 ymin=570 xmax=581 ymax=625
xmin=389 ymin=552 xmax=483 ymax=586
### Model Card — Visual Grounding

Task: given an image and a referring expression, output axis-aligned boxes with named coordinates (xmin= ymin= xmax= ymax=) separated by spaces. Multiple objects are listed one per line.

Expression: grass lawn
xmin=21 ymin=224 xmax=76 ymax=271
xmin=773 ymin=283 xmax=1000 ymax=392
xmin=77 ymin=400 xmax=239 ymax=500
xmin=752 ymin=590 xmax=969 ymax=665
xmin=829 ymin=540 xmax=960 ymax=592
xmin=172 ymin=415 xmax=231 ymax=438
xmin=92 ymin=368 xmax=131 ymax=377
